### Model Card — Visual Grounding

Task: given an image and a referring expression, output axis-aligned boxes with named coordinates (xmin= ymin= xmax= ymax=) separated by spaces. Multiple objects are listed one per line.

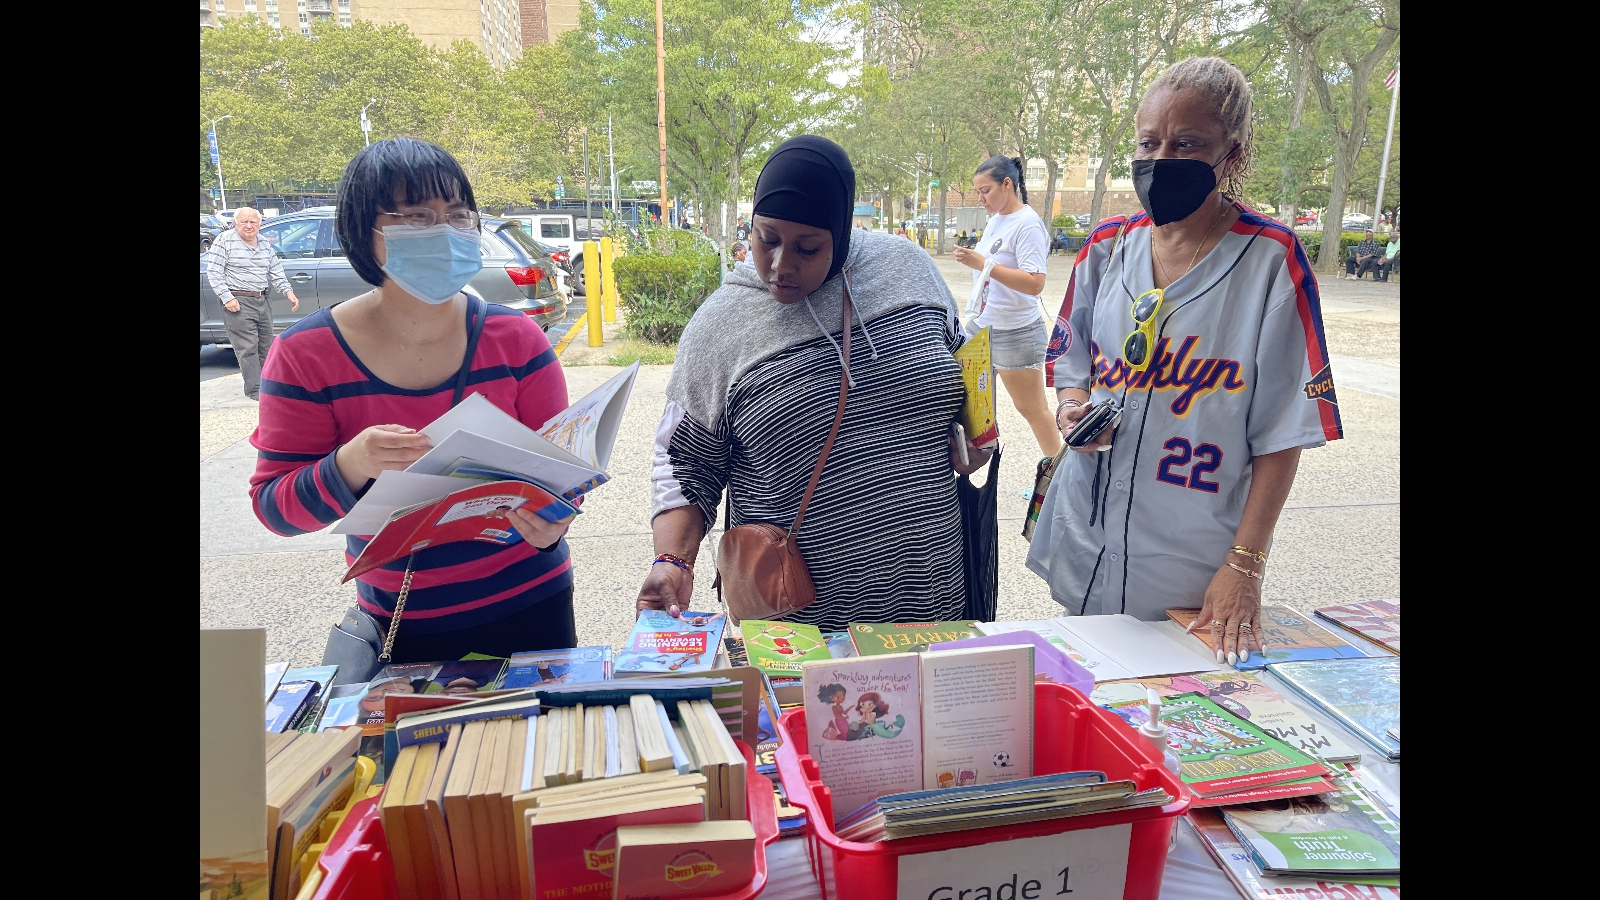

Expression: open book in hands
xmin=337 ymin=362 xmax=640 ymax=580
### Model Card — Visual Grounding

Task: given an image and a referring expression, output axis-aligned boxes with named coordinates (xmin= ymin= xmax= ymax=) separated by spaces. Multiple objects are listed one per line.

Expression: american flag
xmin=1384 ymin=69 xmax=1398 ymax=90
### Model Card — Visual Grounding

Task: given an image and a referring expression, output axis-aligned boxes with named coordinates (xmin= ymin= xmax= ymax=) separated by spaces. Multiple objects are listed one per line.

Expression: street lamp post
xmin=207 ymin=114 xmax=233 ymax=212
xmin=360 ymin=98 xmax=376 ymax=147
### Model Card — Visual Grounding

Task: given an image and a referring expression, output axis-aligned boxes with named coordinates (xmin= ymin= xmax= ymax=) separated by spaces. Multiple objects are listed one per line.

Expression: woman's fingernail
xmin=1227 ymin=652 xmax=1238 ymax=665
xmin=1240 ymin=649 xmax=1250 ymax=663
xmin=1215 ymin=650 xmax=1224 ymax=663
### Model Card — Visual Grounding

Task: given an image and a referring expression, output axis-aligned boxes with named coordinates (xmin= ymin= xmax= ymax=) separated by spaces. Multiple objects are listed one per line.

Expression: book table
xmin=761 ymin=620 xmax=1399 ymax=900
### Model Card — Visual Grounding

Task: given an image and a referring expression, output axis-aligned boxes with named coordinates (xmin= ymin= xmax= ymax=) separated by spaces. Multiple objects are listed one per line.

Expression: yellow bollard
xmin=599 ymin=236 xmax=617 ymax=324
xmin=582 ymin=240 xmax=602 ymax=347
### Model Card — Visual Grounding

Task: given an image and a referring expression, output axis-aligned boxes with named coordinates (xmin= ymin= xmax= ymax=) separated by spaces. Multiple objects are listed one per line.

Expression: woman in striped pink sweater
xmin=249 ymin=138 xmax=577 ymax=662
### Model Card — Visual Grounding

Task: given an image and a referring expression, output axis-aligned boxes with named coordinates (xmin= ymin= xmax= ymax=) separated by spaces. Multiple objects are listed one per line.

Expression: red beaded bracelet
xmin=652 ymin=553 xmax=693 ymax=574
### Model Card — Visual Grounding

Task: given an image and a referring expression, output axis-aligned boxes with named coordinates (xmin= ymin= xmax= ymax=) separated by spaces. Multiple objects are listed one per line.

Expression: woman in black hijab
xmin=635 ymin=135 xmax=991 ymax=630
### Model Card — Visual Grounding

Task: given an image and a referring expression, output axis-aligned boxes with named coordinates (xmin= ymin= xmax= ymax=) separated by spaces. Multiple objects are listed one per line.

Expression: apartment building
xmin=202 ymin=1 xmax=527 ymax=69
xmin=519 ymin=0 xmax=580 ymax=47
xmin=201 ymin=0 xmax=351 ymax=35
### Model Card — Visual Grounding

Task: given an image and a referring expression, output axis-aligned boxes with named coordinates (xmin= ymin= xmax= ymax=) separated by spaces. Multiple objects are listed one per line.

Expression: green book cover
xmin=848 ymin=621 xmax=980 ymax=656
xmin=1108 ymin=693 xmax=1329 ymax=794
xmin=740 ymin=620 xmax=833 ymax=675
xmin=1221 ymin=784 xmax=1400 ymax=876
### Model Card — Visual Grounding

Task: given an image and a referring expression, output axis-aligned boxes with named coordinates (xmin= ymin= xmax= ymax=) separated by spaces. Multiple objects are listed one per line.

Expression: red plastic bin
xmin=774 ymin=681 xmax=1191 ymax=900
xmin=313 ymin=740 xmax=779 ymax=900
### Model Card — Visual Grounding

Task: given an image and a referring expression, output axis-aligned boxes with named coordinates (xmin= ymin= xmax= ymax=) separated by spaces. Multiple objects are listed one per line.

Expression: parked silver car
xmin=200 ymin=207 xmax=565 ymax=346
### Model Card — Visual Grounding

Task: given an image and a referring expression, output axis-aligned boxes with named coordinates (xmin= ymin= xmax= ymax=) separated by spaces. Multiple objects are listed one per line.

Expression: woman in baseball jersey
xmin=1027 ymin=58 xmax=1342 ymax=665
xmin=952 ymin=156 xmax=1062 ymax=461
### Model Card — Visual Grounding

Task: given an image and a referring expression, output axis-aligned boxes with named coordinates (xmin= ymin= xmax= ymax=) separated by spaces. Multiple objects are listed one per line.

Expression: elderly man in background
xmin=205 ymin=207 xmax=300 ymax=401
xmin=1378 ymin=230 xmax=1400 ymax=282
xmin=1346 ymin=229 xmax=1384 ymax=281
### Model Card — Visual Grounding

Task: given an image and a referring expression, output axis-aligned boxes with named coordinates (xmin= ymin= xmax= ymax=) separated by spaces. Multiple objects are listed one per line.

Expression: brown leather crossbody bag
xmin=714 ymin=284 xmax=853 ymax=625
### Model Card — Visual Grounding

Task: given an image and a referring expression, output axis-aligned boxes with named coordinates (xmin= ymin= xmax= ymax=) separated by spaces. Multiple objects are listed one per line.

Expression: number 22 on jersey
xmin=1156 ymin=437 xmax=1222 ymax=493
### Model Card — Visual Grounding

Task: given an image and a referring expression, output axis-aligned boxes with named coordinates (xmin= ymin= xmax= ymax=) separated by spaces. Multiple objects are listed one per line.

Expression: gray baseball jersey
xmin=1026 ymin=207 xmax=1343 ymax=620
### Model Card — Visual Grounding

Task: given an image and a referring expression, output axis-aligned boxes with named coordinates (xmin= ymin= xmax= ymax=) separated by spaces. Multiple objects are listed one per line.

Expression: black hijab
xmin=752 ymin=135 xmax=856 ymax=283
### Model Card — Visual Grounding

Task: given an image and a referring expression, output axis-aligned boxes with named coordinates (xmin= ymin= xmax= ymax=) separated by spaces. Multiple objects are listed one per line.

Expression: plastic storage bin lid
xmin=926 ymin=630 xmax=1093 ymax=697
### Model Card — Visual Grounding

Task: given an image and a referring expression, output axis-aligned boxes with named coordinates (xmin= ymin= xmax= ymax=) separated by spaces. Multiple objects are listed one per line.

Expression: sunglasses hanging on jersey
xmin=1123 ymin=288 xmax=1164 ymax=371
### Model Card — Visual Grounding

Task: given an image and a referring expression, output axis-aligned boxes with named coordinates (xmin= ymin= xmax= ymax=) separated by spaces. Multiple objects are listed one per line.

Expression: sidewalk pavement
xmin=201 ymin=257 xmax=1398 ymax=667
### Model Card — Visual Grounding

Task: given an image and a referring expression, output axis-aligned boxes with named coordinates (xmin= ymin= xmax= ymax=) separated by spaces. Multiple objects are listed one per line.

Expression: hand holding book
xmin=334 ymin=424 xmax=434 ymax=492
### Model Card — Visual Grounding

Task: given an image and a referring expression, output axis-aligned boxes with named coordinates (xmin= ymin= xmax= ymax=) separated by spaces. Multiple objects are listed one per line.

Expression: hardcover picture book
xmin=849 ymin=621 xmax=980 ymax=656
xmin=1166 ymin=606 xmax=1369 ymax=671
xmin=1107 ymin=693 xmax=1329 ymax=796
xmin=740 ymin=620 xmax=833 ymax=676
xmin=802 ymin=653 xmax=924 ymax=823
xmin=954 ymin=325 xmax=999 ymax=448
xmin=1222 ymin=786 xmax=1400 ymax=877
xmin=1268 ymin=657 xmax=1400 ymax=762
xmin=616 ymin=610 xmax=727 ymax=677
xmin=1091 ymin=671 xmax=1361 ymax=764
xmin=1314 ymin=599 xmax=1400 ymax=654
xmin=503 ymin=646 xmax=613 ymax=688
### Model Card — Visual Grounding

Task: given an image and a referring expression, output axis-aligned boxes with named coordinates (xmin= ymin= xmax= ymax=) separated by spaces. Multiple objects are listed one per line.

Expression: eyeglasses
xmin=1122 ymin=288 xmax=1164 ymax=370
xmin=377 ymin=208 xmax=480 ymax=230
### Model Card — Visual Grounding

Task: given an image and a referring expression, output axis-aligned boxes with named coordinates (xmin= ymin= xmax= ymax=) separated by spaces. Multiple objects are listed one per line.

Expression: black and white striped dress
xmin=657 ymin=304 xmax=968 ymax=630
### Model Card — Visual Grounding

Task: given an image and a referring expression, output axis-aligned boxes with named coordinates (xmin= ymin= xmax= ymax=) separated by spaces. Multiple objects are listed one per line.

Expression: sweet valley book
xmin=1167 ymin=606 xmax=1369 ymax=671
xmin=332 ymin=362 xmax=640 ymax=539
xmin=740 ymin=620 xmax=832 ymax=676
xmin=616 ymin=610 xmax=728 ymax=677
xmin=849 ymin=621 xmax=980 ymax=656
xmin=1107 ymin=693 xmax=1329 ymax=797
xmin=954 ymin=325 xmax=999 ymax=447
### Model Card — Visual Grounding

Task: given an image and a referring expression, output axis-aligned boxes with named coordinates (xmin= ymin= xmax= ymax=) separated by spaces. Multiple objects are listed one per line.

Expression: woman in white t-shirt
xmin=952 ymin=155 xmax=1061 ymax=458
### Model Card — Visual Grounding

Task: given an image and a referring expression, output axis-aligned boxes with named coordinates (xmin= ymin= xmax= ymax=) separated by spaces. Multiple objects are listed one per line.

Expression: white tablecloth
xmin=763 ymin=620 xmax=1399 ymax=900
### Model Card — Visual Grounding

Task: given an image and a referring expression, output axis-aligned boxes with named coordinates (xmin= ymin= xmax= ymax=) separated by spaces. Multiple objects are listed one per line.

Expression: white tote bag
xmin=963 ymin=258 xmax=996 ymax=336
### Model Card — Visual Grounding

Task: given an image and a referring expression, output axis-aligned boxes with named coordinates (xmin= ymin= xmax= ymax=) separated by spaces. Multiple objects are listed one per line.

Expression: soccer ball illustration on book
xmin=748 ymin=623 xmax=823 ymax=657
xmin=993 ymin=751 xmax=1013 ymax=768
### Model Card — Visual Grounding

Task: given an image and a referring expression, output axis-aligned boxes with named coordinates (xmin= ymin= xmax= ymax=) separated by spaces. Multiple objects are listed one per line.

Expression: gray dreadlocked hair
xmin=1141 ymin=57 xmax=1255 ymax=199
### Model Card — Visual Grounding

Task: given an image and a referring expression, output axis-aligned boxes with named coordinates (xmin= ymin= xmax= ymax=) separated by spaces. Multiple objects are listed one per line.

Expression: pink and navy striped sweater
xmin=249 ymin=303 xmax=574 ymax=633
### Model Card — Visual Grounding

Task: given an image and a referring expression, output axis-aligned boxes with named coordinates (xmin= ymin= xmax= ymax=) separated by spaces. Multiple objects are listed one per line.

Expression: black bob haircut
xmin=335 ymin=137 xmax=479 ymax=288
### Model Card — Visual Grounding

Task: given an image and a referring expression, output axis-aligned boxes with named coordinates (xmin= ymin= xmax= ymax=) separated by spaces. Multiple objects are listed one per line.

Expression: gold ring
xmin=1211 ymin=620 xmax=1224 ymax=627
xmin=1238 ymin=623 xmax=1252 ymax=631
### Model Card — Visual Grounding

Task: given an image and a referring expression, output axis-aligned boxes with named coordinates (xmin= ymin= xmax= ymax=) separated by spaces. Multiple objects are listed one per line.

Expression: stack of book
xmin=266 ymin=725 xmax=363 ymax=898
xmin=1189 ymin=772 xmax=1400 ymax=897
xmin=834 ymin=771 xmax=1171 ymax=842
xmin=1166 ymin=605 xmax=1371 ymax=670
xmin=377 ymin=678 xmax=754 ymax=900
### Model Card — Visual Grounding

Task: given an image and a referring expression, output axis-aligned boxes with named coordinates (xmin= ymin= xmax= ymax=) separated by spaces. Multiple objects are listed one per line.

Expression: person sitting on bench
xmin=1347 ymin=230 xmax=1384 ymax=280
xmin=1378 ymin=231 xmax=1399 ymax=282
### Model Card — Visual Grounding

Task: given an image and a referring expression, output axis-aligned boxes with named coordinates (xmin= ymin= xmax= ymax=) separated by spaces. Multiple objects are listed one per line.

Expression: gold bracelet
xmin=1229 ymin=545 xmax=1267 ymax=563
xmin=1227 ymin=562 xmax=1262 ymax=579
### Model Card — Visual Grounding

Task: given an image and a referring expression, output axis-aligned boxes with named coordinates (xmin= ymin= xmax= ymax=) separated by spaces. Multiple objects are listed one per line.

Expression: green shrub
xmin=1299 ymin=231 xmax=1369 ymax=265
xmin=614 ymin=227 xmax=722 ymax=344
xmin=1051 ymin=214 xmax=1077 ymax=228
xmin=605 ymin=340 xmax=677 ymax=366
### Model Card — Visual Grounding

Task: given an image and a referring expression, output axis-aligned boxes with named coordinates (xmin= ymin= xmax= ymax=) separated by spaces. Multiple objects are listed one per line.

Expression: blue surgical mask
xmin=377 ymin=224 xmax=483 ymax=303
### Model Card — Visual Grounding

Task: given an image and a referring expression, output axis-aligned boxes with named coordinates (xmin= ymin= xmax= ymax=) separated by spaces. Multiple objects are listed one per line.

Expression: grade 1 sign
xmin=895 ymin=824 xmax=1131 ymax=900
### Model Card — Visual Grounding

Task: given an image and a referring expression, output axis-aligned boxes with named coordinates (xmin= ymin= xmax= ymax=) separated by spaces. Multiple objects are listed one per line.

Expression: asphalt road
xmin=201 ymin=254 xmax=1399 ymax=668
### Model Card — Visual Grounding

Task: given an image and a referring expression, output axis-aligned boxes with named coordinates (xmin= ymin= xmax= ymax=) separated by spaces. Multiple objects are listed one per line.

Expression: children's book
xmin=1221 ymin=784 xmax=1400 ymax=877
xmin=1092 ymin=671 xmax=1362 ymax=764
xmin=317 ymin=684 xmax=368 ymax=731
xmin=422 ymin=658 xmax=509 ymax=694
xmin=740 ymin=620 xmax=833 ymax=676
xmin=823 ymin=631 xmax=857 ymax=658
xmin=266 ymin=680 xmax=321 ymax=734
xmin=613 ymin=821 xmax=757 ymax=900
xmin=333 ymin=362 xmax=640 ymax=536
xmin=1166 ymin=606 xmax=1369 ymax=671
xmin=342 ymin=479 xmax=579 ymax=581
xmin=1189 ymin=808 xmax=1401 ymax=898
xmin=920 ymin=645 xmax=1035 ymax=789
xmin=1268 ymin=657 xmax=1400 ymax=762
xmin=1314 ymin=599 xmax=1401 ymax=654
xmin=848 ymin=621 xmax=980 ymax=656
xmin=1107 ymin=693 xmax=1329 ymax=796
xmin=954 ymin=325 xmax=999 ymax=447
xmin=801 ymin=653 xmax=925 ymax=824
xmin=504 ymin=646 xmax=613 ymax=688
xmin=615 ymin=610 xmax=727 ymax=677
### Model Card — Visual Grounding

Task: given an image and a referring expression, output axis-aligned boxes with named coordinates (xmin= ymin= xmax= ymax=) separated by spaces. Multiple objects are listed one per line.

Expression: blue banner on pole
xmin=209 ymin=130 xmax=220 ymax=166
